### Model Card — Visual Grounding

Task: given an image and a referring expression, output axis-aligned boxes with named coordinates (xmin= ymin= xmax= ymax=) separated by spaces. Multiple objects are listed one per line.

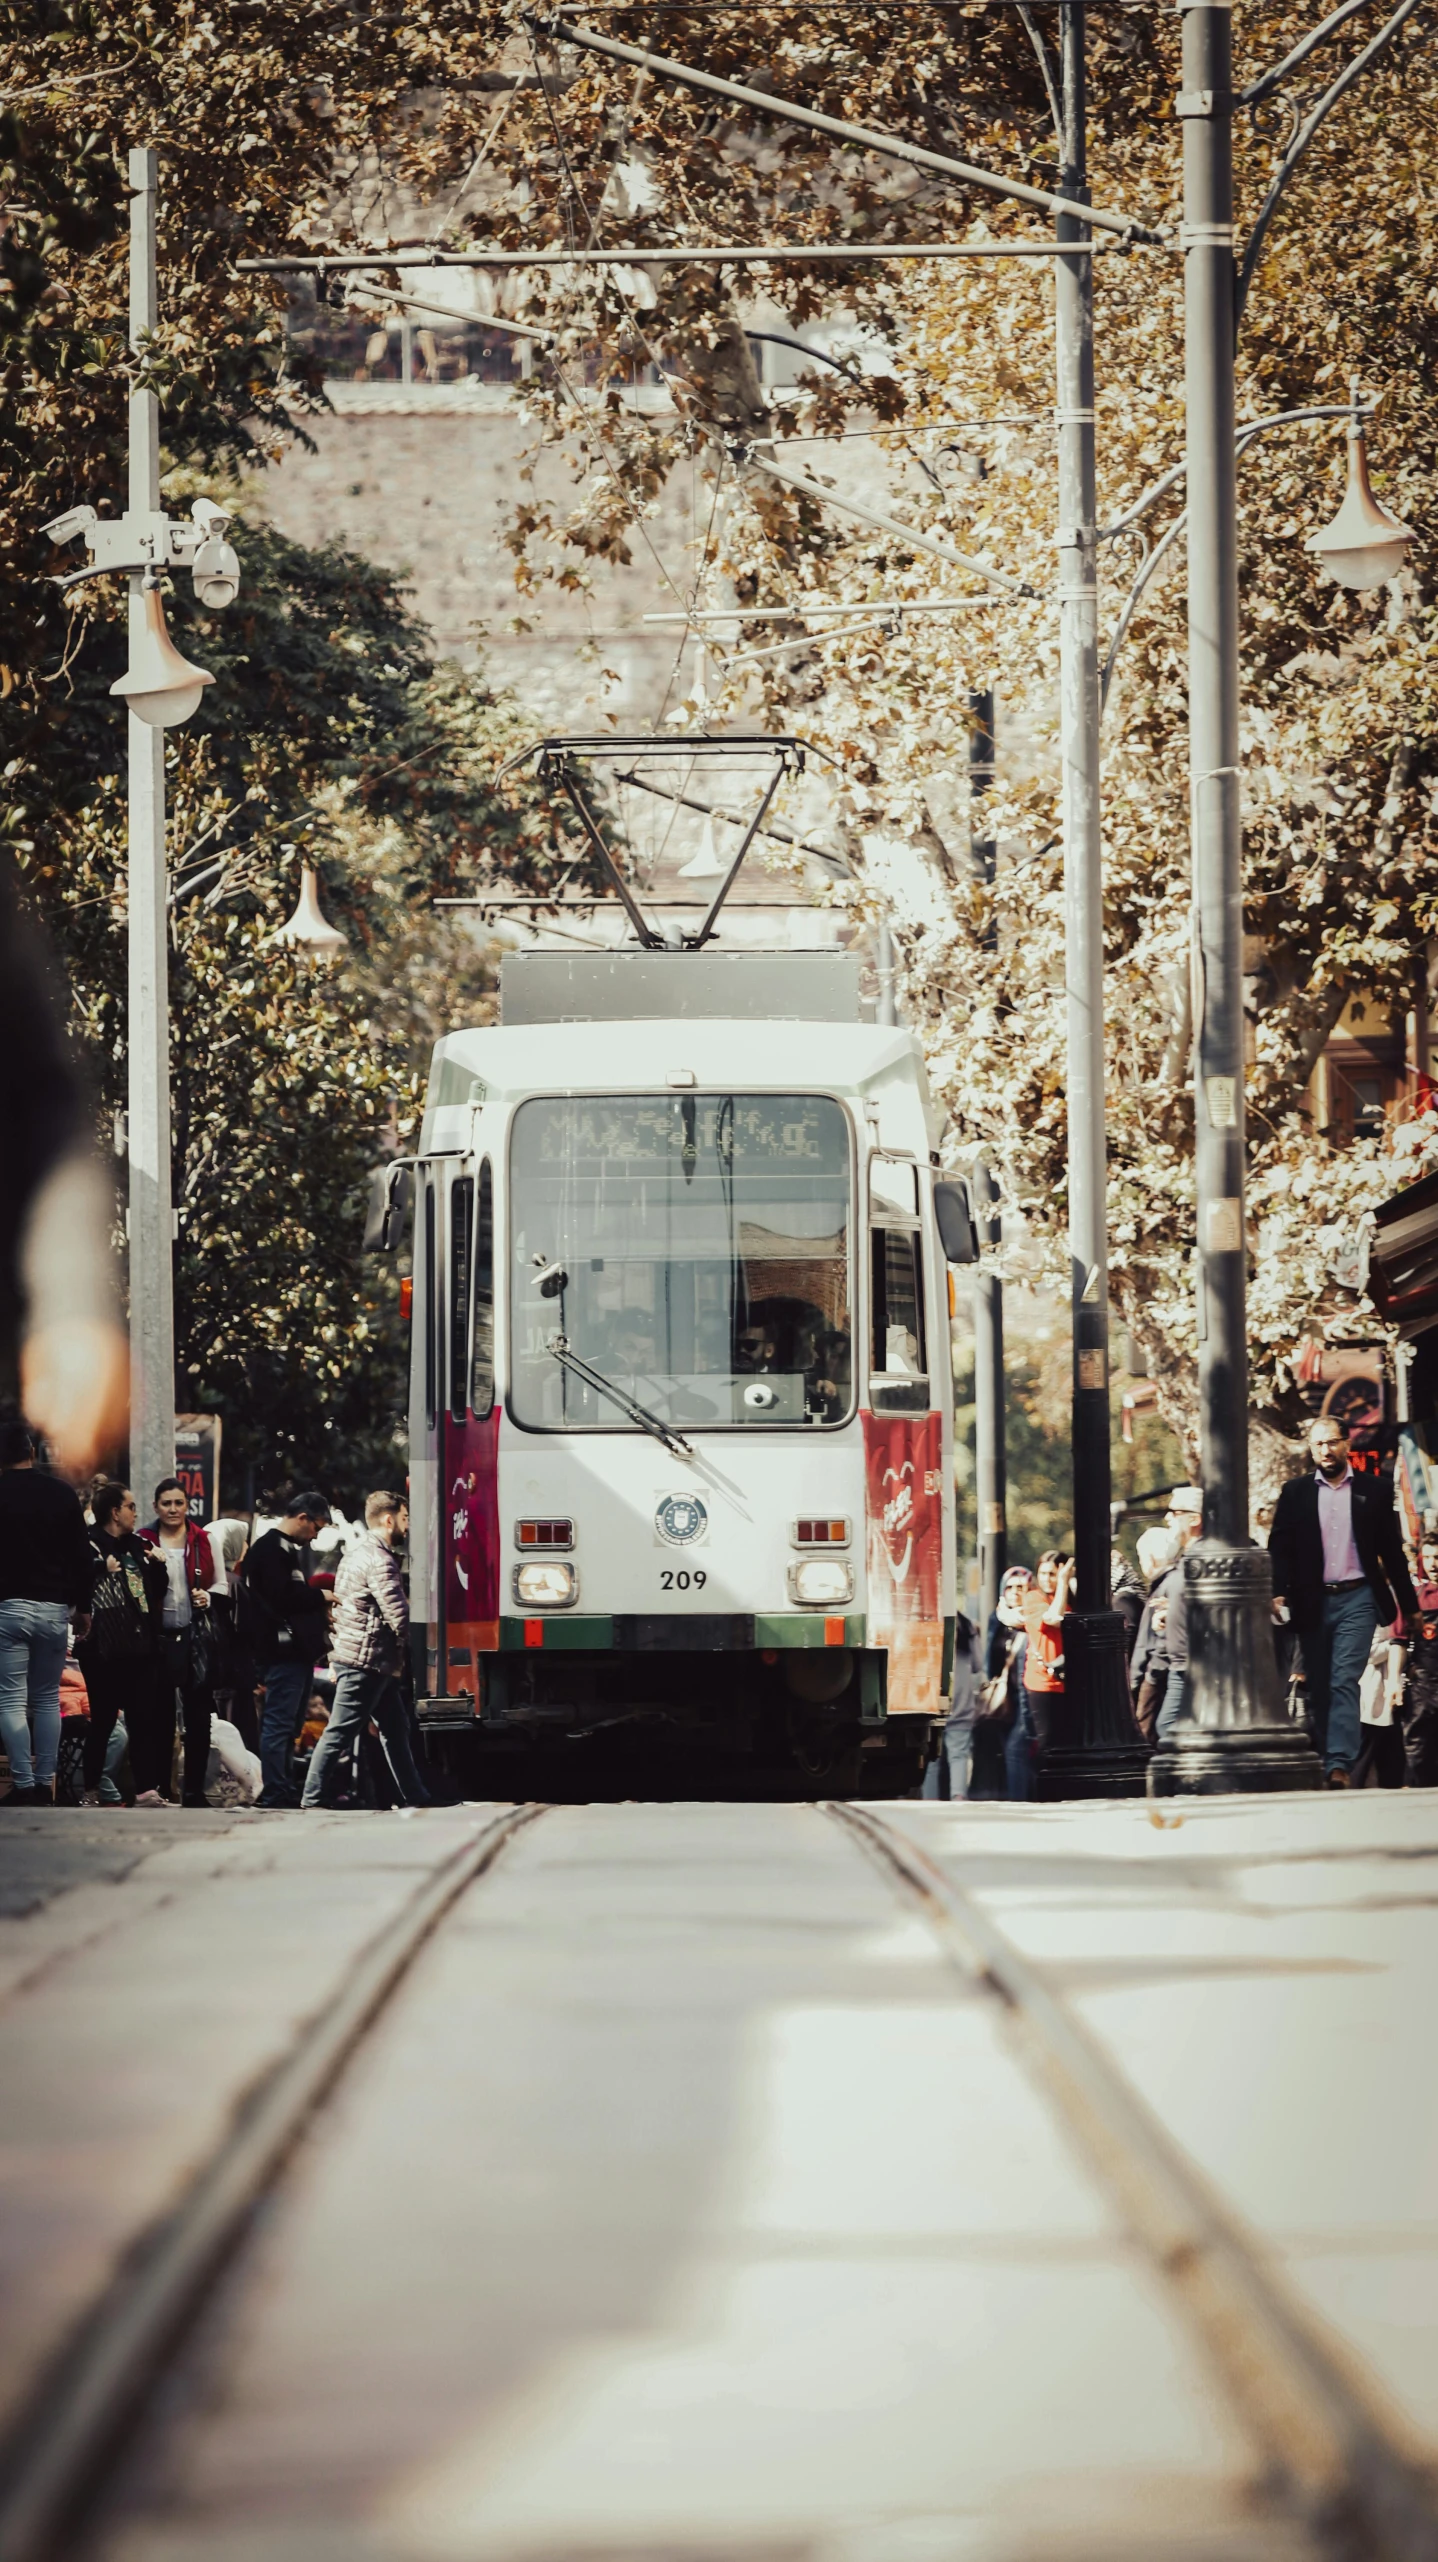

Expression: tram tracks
xmin=827 ymin=1800 xmax=1438 ymax=2562
xmin=5 ymin=1793 xmax=1434 ymax=2562
xmin=0 ymin=1803 xmax=546 ymax=2562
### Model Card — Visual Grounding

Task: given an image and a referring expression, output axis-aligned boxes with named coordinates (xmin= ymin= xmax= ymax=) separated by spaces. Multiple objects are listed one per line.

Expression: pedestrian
xmin=242 ymin=1492 xmax=332 ymax=1807
xmin=1012 ymin=1549 xmax=1072 ymax=1798
xmin=0 ymin=1419 xmax=95 ymax=1804
xmin=922 ymin=1609 xmax=978 ymax=1801
xmin=1152 ymin=1488 xmax=1206 ymax=1740
xmin=1129 ymin=1523 xmax=1179 ymax=1740
xmin=1269 ymin=1416 xmax=1417 ymax=1787
xmin=1253 ymin=1493 xmax=1298 ymax=1704
xmin=1351 ymin=1620 xmax=1407 ymax=1789
xmin=971 ymin=1564 xmax=1030 ymax=1800
xmin=141 ymin=1477 xmax=217 ymax=1807
xmin=1399 ymin=1534 xmax=1438 ymax=1786
xmin=302 ymin=1490 xmax=429 ymax=1809
xmin=1110 ymin=1546 xmax=1146 ymax=1662
xmin=205 ymin=1516 xmax=256 ymax=1750
xmin=76 ymin=1482 xmax=167 ymax=1806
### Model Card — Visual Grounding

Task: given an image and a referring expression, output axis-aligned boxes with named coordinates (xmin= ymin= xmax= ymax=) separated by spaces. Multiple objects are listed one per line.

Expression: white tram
xmin=382 ymin=945 xmax=976 ymax=1792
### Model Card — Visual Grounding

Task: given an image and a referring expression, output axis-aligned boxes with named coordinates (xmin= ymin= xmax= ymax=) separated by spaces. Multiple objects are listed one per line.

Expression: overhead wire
xmin=516 ymin=13 xmax=700 ymax=621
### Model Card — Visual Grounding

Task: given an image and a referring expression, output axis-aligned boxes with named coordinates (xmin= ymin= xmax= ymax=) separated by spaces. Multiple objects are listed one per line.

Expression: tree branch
xmin=1236 ymin=0 xmax=1429 ymax=329
xmin=1238 ymin=0 xmax=1377 ymax=109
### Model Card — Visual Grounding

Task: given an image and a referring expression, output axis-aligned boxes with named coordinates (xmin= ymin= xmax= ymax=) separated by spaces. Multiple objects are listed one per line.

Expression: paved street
xmin=1 ymin=1794 xmax=1434 ymax=2562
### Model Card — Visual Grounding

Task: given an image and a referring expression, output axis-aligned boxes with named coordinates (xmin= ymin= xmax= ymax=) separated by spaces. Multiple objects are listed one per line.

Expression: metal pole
xmin=126 ymin=146 xmax=176 ymax=1511
xmin=966 ymin=698 xmax=1007 ymax=1640
xmin=876 ymin=918 xmax=897 ymax=1027
xmin=969 ymin=685 xmax=996 ymax=926
xmin=1046 ymin=5 xmax=1146 ymax=1798
xmin=971 ymin=1160 xmax=1007 ymax=1639
xmin=1152 ymin=7 xmax=1318 ymax=1793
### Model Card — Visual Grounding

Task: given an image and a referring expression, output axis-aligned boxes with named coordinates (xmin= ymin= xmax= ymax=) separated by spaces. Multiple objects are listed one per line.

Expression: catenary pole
xmin=967 ymin=694 xmax=1007 ymax=1638
xmin=126 ymin=147 xmax=176 ymax=1511
xmin=972 ymin=1160 xmax=1007 ymax=1641
xmin=1151 ymin=7 xmax=1318 ymax=1793
xmin=1045 ymin=6 xmax=1146 ymax=1797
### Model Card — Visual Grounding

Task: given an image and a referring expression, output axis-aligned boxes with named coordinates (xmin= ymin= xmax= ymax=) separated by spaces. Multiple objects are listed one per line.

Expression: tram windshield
xmin=509 ymin=1093 xmax=852 ymax=1430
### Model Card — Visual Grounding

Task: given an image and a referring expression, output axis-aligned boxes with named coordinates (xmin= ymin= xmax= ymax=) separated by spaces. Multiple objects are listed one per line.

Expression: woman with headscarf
xmin=970 ymin=1564 xmax=1032 ymax=1801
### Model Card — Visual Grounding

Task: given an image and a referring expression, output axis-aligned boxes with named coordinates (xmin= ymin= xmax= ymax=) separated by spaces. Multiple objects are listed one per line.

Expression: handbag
xmin=974 ymin=1641 xmax=1016 ymax=1726
xmin=188 ymin=1606 xmax=218 ymax=1688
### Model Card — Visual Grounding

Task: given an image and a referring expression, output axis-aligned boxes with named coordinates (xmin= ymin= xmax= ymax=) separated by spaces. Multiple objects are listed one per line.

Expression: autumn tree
xmin=0 ymin=4 xmax=585 ymax=1492
xmin=390 ymin=3 xmax=1438 ymax=1476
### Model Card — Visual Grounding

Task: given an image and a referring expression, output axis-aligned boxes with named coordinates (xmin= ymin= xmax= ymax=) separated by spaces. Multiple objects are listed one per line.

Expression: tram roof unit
xmin=420 ymin=970 xmax=939 ymax=1159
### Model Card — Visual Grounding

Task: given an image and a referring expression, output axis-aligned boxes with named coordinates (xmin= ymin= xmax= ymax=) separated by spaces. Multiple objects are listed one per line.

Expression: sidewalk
xmin=0 ymin=1808 xmax=506 ymax=2456
xmin=887 ymin=1790 xmax=1438 ymax=2459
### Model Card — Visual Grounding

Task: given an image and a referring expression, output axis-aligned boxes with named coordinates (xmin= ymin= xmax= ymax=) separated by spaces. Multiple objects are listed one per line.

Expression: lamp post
xmin=1045 ymin=3 xmax=1148 ymax=1798
xmin=125 ymin=150 xmax=177 ymax=1517
xmin=43 ymin=149 xmax=238 ymax=1512
xmin=1152 ymin=9 xmax=1320 ymax=1792
xmin=971 ymin=1157 xmax=1007 ymax=1638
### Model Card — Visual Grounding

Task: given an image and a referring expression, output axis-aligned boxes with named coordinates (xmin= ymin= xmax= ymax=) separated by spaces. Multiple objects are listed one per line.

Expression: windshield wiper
xmin=547 ymin=1333 xmax=696 ymax=1461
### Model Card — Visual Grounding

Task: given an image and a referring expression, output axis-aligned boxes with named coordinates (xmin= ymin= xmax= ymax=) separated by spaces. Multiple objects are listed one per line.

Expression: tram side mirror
xmin=933 ymin=1179 xmax=978 ymax=1266
xmin=532 ymin=1258 xmax=569 ymax=1300
xmin=363 ymin=1163 xmax=413 ymax=1254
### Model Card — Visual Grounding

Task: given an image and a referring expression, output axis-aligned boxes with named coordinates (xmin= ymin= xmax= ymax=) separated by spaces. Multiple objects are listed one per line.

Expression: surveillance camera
xmin=191 ymin=535 xmax=240 ymax=609
xmin=189 ymin=497 xmax=232 ymax=534
xmin=42 ymin=505 xmax=98 ymax=547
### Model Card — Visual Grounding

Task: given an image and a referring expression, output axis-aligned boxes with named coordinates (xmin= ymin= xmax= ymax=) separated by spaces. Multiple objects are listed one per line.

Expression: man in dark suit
xmin=1269 ymin=1415 xmax=1417 ymax=1786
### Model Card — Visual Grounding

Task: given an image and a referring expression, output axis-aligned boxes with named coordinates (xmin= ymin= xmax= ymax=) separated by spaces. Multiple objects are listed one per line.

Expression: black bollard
xmin=1041 ymin=1607 xmax=1150 ymax=1799
xmin=1149 ymin=1541 xmax=1322 ymax=1795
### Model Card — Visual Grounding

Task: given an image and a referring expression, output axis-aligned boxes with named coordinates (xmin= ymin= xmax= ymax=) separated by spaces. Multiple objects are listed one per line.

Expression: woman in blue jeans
xmin=0 ymin=1421 xmax=95 ymax=1804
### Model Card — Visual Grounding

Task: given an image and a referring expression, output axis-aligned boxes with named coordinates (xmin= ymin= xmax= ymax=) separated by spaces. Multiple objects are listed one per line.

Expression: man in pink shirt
xmin=1269 ymin=1416 xmax=1417 ymax=1786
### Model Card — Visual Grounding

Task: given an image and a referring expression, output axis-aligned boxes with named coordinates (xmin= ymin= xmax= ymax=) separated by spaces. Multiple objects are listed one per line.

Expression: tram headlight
xmin=514 ymin=1559 xmax=578 ymax=1609
xmin=788 ymin=1558 xmax=854 ymax=1608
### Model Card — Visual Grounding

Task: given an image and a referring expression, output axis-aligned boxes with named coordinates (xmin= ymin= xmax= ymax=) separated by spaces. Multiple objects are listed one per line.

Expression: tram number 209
xmin=660 ymin=1569 xmax=707 ymax=1592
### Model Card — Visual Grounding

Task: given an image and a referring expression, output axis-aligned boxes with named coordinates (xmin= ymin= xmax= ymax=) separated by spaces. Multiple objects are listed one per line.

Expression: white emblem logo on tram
xmin=656 ymin=1494 xmax=708 ymax=1548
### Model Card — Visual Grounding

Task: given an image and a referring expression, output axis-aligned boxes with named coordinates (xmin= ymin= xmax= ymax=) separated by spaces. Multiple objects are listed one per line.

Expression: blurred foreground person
xmin=77 ymin=1482 xmax=165 ymax=1805
xmin=243 ymin=1493 xmax=332 ymax=1806
xmin=0 ymin=1422 xmax=94 ymax=1802
xmin=0 ymin=858 xmax=127 ymax=1479
xmin=303 ymin=1490 xmax=429 ymax=1809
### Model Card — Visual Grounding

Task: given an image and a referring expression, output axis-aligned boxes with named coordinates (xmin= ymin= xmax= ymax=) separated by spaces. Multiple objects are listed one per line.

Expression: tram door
xmin=864 ymin=1155 xmax=945 ymax=1716
xmin=414 ymin=1157 xmax=496 ymax=1702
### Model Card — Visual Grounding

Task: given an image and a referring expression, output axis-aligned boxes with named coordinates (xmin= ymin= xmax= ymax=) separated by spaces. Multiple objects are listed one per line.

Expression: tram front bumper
xmin=496 ymin=1611 xmax=866 ymax=1653
xmin=420 ymin=1617 xmax=889 ymax=1737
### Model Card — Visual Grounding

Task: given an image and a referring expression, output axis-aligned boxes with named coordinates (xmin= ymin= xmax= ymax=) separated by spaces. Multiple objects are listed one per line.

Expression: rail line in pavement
xmin=0 ymin=1803 xmax=547 ymax=2562
xmin=826 ymin=1800 xmax=1438 ymax=2562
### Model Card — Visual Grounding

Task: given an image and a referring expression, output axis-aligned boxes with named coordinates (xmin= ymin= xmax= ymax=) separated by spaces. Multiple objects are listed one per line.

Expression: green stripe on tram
xmin=753 ymin=1613 xmax=866 ymax=1650
xmin=499 ymin=1614 xmax=614 ymax=1651
xmin=496 ymin=1612 xmax=866 ymax=1652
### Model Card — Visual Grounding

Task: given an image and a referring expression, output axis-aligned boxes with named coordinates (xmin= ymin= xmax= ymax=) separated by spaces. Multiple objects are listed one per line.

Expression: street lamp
xmin=40 ymin=149 xmax=242 ymax=1514
xmin=1306 ymin=396 xmax=1414 ymax=593
xmin=273 ymin=857 xmax=348 ymax=958
xmin=109 ymin=577 xmax=214 ymax=728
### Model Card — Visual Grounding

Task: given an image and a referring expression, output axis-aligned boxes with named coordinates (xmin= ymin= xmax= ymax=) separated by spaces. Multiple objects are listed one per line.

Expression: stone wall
xmin=257 ymin=382 xmax=698 ymax=726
